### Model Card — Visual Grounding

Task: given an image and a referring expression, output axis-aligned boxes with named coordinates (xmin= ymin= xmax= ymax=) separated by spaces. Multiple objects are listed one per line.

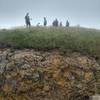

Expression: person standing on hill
xmin=44 ymin=17 xmax=47 ymax=26
xmin=66 ymin=20 xmax=69 ymax=27
xmin=55 ymin=18 xmax=59 ymax=27
xmin=52 ymin=18 xmax=59 ymax=27
xmin=60 ymin=21 xmax=62 ymax=27
xmin=25 ymin=13 xmax=31 ymax=28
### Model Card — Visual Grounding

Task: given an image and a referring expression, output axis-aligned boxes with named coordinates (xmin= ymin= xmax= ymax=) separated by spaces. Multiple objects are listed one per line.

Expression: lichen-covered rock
xmin=0 ymin=48 xmax=100 ymax=100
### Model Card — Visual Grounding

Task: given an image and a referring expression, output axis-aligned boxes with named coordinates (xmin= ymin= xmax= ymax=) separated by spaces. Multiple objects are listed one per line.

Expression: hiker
xmin=25 ymin=13 xmax=31 ymax=28
xmin=60 ymin=21 xmax=62 ymax=27
xmin=66 ymin=20 xmax=69 ymax=27
xmin=43 ymin=17 xmax=47 ymax=26
xmin=52 ymin=18 xmax=59 ymax=27
xmin=55 ymin=19 xmax=59 ymax=27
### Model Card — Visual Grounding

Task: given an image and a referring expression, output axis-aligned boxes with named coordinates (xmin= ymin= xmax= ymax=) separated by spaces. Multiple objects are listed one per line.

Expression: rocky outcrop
xmin=0 ymin=48 xmax=100 ymax=100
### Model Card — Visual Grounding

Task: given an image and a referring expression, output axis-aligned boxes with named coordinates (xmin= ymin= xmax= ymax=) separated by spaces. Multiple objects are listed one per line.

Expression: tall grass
xmin=0 ymin=27 xmax=100 ymax=57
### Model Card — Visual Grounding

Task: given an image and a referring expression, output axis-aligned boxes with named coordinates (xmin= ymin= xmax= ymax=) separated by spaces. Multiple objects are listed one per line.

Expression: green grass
xmin=0 ymin=27 xmax=100 ymax=57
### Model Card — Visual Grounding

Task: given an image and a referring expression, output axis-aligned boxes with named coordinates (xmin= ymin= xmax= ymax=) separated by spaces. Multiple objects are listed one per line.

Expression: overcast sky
xmin=0 ymin=0 xmax=100 ymax=29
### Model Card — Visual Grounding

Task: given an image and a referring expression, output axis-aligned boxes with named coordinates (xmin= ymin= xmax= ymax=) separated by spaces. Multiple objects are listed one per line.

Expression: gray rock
xmin=21 ymin=64 xmax=31 ymax=70
xmin=91 ymin=94 xmax=100 ymax=100
xmin=0 ymin=63 xmax=6 ymax=74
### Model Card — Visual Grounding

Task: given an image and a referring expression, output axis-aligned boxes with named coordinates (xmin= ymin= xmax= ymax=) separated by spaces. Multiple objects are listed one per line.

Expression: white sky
xmin=0 ymin=0 xmax=100 ymax=29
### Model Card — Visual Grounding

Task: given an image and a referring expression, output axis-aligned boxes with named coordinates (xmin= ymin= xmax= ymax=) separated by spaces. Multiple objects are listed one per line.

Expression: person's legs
xmin=25 ymin=21 xmax=28 ymax=28
xmin=28 ymin=21 xmax=31 ymax=28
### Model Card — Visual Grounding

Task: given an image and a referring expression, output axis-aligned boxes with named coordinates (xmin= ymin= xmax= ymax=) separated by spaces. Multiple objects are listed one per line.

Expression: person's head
xmin=44 ymin=17 xmax=46 ymax=19
xmin=26 ymin=13 xmax=29 ymax=16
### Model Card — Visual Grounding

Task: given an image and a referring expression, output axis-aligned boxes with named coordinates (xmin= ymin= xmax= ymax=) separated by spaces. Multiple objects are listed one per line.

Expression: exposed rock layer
xmin=0 ymin=49 xmax=100 ymax=100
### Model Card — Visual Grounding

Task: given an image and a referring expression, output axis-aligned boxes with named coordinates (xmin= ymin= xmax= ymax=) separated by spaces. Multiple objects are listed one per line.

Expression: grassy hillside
xmin=0 ymin=27 xmax=100 ymax=57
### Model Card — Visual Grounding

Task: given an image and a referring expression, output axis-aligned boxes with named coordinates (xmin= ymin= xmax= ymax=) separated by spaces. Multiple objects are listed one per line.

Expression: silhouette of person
xmin=66 ymin=20 xmax=69 ymax=27
xmin=52 ymin=18 xmax=59 ymax=27
xmin=25 ymin=13 xmax=31 ymax=28
xmin=55 ymin=18 xmax=59 ymax=27
xmin=60 ymin=21 xmax=62 ymax=27
xmin=44 ymin=17 xmax=47 ymax=26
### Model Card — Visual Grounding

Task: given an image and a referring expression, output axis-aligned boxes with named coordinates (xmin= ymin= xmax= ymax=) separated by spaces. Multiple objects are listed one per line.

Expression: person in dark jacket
xmin=25 ymin=13 xmax=31 ymax=28
xmin=44 ymin=17 xmax=47 ymax=26
xmin=66 ymin=20 xmax=69 ymax=27
xmin=52 ymin=18 xmax=59 ymax=27
xmin=60 ymin=21 xmax=62 ymax=27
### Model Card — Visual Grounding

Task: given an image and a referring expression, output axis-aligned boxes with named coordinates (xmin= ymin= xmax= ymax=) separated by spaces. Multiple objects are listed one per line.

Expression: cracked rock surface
xmin=0 ymin=48 xmax=100 ymax=100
